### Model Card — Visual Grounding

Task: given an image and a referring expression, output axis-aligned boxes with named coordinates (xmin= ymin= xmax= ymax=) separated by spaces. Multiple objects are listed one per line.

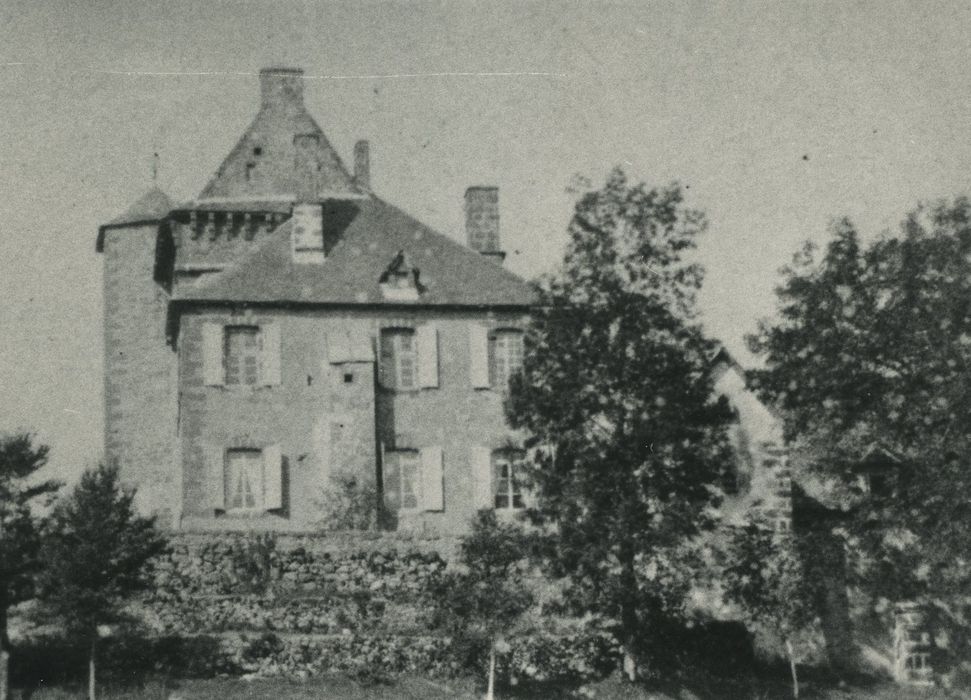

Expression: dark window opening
xmin=344 ymin=372 xmax=354 ymax=384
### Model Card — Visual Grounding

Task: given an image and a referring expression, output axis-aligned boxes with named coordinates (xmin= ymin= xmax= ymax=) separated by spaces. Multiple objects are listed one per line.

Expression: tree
xmin=506 ymin=168 xmax=734 ymax=680
xmin=432 ymin=511 xmax=533 ymax=700
xmin=38 ymin=463 xmax=167 ymax=700
xmin=747 ymin=200 xmax=971 ymax=659
xmin=723 ymin=519 xmax=817 ymax=699
xmin=0 ymin=433 xmax=60 ymax=700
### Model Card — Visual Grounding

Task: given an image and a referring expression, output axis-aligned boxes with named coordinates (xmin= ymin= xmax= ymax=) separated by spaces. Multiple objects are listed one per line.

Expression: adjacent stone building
xmin=98 ymin=67 xmax=536 ymax=532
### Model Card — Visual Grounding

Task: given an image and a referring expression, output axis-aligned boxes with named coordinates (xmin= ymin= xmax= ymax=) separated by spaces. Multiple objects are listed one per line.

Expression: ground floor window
xmin=493 ymin=451 xmax=525 ymax=510
xmin=226 ymin=448 xmax=263 ymax=510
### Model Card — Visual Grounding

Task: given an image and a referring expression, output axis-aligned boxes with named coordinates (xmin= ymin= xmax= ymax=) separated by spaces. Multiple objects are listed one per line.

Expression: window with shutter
xmin=379 ymin=328 xmax=417 ymax=390
xmin=489 ymin=329 xmax=525 ymax=389
xmin=386 ymin=450 xmax=420 ymax=510
xmin=417 ymin=325 xmax=439 ymax=388
xmin=224 ymin=326 xmax=261 ymax=386
xmin=420 ymin=446 xmax=444 ymax=511
xmin=469 ymin=324 xmax=490 ymax=389
xmin=225 ymin=449 xmax=263 ymax=511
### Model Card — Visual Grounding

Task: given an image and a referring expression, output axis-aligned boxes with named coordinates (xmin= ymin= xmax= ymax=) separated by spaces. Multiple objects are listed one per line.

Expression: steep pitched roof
xmin=96 ymin=187 xmax=173 ymax=252
xmin=197 ymin=70 xmax=363 ymax=201
xmin=174 ymin=197 xmax=537 ymax=308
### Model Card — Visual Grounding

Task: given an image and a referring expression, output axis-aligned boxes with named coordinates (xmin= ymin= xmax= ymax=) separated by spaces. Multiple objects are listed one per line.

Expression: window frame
xmin=223 ymin=325 xmax=263 ymax=387
xmin=380 ymin=327 xmax=418 ymax=391
xmin=488 ymin=328 xmax=525 ymax=390
xmin=392 ymin=449 xmax=421 ymax=511
xmin=492 ymin=450 xmax=525 ymax=511
xmin=224 ymin=447 xmax=265 ymax=513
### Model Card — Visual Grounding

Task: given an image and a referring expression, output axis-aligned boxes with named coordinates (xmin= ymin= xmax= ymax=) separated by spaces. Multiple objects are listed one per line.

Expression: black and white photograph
xmin=0 ymin=2 xmax=969 ymax=698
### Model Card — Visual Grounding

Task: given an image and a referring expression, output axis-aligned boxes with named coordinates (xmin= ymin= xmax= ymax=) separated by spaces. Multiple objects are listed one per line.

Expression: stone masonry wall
xmin=177 ymin=306 xmax=529 ymax=533
xmin=102 ymin=223 xmax=178 ymax=525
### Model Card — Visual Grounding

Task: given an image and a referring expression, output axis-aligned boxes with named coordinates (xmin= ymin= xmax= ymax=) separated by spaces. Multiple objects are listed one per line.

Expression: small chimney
xmin=260 ymin=67 xmax=304 ymax=110
xmin=353 ymin=140 xmax=371 ymax=191
xmin=464 ymin=187 xmax=504 ymax=263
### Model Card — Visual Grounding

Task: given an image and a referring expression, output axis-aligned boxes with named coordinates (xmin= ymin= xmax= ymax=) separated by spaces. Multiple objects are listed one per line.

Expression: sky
xmin=1 ymin=0 xmax=970 ymax=482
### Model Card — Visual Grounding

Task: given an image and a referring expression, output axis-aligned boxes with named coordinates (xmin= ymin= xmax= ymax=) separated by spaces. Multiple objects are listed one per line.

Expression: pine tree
xmin=38 ymin=463 xmax=167 ymax=700
xmin=506 ymin=168 xmax=734 ymax=680
xmin=0 ymin=433 xmax=60 ymax=700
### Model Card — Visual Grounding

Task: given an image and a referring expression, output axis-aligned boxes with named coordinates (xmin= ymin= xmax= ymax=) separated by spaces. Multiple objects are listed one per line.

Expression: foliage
xmin=0 ymin=434 xmax=60 ymax=609
xmin=0 ymin=433 xmax=60 ymax=699
xmin=747 ymin=201 xmax=971 ymax=641
xmin=723 ymin=519 xmax=818 ymax=697
xmin=431 ymin=511 xmax=533 ymax=685
xmin=37 ymin=463 xmax=168 ymax=697
xmin=506 ymin=168 xmax=734 ymax=677
xmin=316 ymin=472 xmax=378 ymax=531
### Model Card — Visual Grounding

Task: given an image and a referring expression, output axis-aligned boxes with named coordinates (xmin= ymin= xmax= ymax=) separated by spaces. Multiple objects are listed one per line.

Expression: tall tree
xmin=747 ymin=200 xmax=971 ymax=660
xmin=506 ymin=168 xmax=734 ymax=680
xmin=0 ymin=433 xmax=59 ymax=700
xmin=38 ymin=463 xmax=167 ymax=700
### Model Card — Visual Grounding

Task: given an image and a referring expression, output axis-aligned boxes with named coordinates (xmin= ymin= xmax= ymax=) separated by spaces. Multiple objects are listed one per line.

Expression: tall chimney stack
xmin=464 ymin=186 xmax=504 ymax=263
xmin=354 ymin=140 xmax=371 ymax=191
xmin=260 ymin=67 xmax=304 ymax=110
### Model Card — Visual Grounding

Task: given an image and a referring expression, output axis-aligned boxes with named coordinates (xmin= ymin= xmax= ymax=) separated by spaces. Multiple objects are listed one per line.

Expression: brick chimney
xmin=354 ymin=140 xmax=370 ymax=191
xmin=464 ymin=187 xmax=504 ymax=263
xmin=260 ymin=67 xmax=304 ymax=110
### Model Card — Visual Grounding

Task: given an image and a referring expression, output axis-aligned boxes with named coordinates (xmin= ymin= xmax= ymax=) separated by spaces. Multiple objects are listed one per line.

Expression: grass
xmin=11 ymin=673 xmax=966 ymax=700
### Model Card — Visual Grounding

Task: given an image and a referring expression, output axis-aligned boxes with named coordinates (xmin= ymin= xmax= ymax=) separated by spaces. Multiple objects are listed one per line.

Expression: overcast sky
xmin=2 ymin=0 xmax=971 ymax=481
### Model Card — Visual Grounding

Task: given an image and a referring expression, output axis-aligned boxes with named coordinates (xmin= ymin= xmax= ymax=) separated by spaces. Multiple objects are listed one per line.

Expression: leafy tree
xmin=506 ymin=168 xmax=734 ymax=680
xmin=723 ymin=519 xmax=817 ymax=699
xmin=747 ymin=200 xmax=971 ymax=658
xmin=432 ymin=511 xmax=533 ymax=700
xmin=0 ymin=433 xmax=60 ymax=700
xmin=38 ymin=463 xmax=167 ymax=700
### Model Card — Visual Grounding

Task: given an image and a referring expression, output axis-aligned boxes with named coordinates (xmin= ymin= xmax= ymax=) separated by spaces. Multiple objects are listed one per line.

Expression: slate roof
xmin=196 ymin=84 xmax=363 ymax=201
xmin=174 ymin=197 xmax=537 ymax=308
xmin=96 ymin=187 xmax=173 ymax=251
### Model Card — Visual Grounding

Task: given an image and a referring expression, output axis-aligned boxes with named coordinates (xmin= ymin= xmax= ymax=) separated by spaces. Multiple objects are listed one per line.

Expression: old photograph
xmin=0 ymin=1 xmax=969 ymax=698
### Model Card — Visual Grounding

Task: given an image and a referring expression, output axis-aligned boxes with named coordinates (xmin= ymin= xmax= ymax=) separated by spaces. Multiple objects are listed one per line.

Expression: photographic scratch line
xmin=1 ymin=64 xmax=567 ymax=80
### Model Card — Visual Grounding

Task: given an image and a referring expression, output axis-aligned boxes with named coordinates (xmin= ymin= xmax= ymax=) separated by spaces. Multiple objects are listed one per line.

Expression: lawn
xmin=12 ymin=674 xmax=966 ymax=700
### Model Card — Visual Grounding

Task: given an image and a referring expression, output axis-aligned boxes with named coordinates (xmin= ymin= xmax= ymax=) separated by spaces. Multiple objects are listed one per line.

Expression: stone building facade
xmin=97 ymin=67 xmax=536 ymax=532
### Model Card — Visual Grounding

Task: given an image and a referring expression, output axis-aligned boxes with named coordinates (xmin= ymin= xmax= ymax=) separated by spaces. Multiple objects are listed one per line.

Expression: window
xmin=493 ymin=451 xmax=525 ymax=510
xmin=489 ymin=330 xmax=524 ymax=388
xmin=224 ymin=326 xmax=261 ymax=386
xmin=395 ymin=450 xmax=421 ymax=510
xmin=225 ymin=449 xmax=263 ymax=511
xmin=380 ymin=328 xmax=417 ymax=390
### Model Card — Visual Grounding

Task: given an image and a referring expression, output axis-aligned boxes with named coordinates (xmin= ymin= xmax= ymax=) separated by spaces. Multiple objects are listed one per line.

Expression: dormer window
xmin=379 ymin=250 xmax=423 ymax=301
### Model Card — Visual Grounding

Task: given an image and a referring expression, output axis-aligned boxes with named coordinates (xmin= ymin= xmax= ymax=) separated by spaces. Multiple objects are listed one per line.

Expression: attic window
xmin=291 ymin=203 xmax=325 ymax=264
xmin=379 ymin=250 xmax=423 ymax=301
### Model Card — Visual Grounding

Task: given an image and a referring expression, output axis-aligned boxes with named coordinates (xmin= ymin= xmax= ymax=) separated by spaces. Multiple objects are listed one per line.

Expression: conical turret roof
xmin=96 ymin=186 xmax=173 ymax=251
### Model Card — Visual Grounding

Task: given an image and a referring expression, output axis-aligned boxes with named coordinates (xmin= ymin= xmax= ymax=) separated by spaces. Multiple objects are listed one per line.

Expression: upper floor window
xmin=224 ymin=326 xmax=261 ymax=386
xmin=380 ymin=328 xmax=417 ymax=390
xmin=202 ymin=321 xmax=281 ymax=387
xmin=489 ymin=330 xmax=524 ymax=388
xmin=493 ymin=450 xmax=525 ymax=510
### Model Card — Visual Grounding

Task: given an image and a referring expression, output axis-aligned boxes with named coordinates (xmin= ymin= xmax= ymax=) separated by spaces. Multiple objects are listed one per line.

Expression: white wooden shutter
xmin=471 ymin=445 xmax=493 ymax=509
xmin=206 ymin=444 xmax=225 ymax=510
xmin=469 ymin=324 xmax=490 ymax=389
xmin=202 ymin=322 xmax=224 ymax=386
xmin=417 ymin=325 xmax=440 ymax=388
xmin=420 ymin=446 xmax=444 ymax=511
xmin=263 ymin=444 xmax=283 ymax=510
xmin=261 ymin=324 xmax=282 ymax=386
